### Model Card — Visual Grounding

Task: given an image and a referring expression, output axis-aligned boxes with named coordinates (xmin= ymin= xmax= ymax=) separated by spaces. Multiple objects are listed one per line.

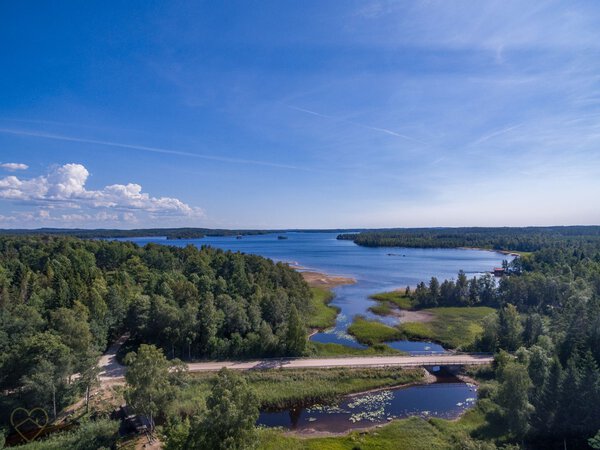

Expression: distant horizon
xmin=1 ymin=224 xmax=599 ymax=232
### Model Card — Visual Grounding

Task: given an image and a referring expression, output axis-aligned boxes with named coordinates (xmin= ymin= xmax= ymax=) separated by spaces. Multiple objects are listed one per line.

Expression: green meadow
xmin=399 ymin=307 xmax=496 ymax=349
xmin=348 ymin=306 xmax=496 ymax=350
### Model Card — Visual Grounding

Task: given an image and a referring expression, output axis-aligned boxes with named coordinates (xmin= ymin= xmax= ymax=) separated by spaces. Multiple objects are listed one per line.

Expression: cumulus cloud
xmin=0 ymin=162 xmax=29 ymax=171
xmin=0 ymin=163 xmax=203 ymax=218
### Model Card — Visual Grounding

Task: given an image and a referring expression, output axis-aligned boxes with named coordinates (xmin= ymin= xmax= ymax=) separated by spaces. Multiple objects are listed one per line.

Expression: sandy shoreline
xmin=297 ymin=269 xmax=356 ymax=289
xmin=459 ymin=246 xmax=521 ymax=257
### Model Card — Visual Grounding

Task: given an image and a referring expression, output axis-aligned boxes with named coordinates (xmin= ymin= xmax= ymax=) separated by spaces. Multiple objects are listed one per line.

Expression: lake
xmin=123 ymin=232 xmax=509 ymax=352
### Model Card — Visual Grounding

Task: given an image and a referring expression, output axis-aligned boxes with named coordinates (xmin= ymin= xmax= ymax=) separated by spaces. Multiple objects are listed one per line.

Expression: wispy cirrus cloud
xmin=470 ymin=124 xmax=523 ymax=146
xmin=287 ymin=105 xmax=427 ymax=145
xmin=0 ymin=128 xmax=310 ymax=171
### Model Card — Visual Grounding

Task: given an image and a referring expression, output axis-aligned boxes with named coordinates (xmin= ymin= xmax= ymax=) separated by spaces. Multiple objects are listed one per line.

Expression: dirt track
xmin=99 ymin=342 xmax=492 ymax=383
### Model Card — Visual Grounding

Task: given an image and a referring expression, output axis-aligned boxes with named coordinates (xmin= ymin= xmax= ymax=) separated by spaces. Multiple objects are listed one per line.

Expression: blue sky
xmin=1 ymin=1 xmax=599 ymax=229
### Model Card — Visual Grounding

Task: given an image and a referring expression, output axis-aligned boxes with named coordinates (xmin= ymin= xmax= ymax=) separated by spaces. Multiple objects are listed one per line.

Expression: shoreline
xmin=458 ymin=246 xmax=523 ymax=257
xmin=297 ymin=268 xmax=356 ymax=289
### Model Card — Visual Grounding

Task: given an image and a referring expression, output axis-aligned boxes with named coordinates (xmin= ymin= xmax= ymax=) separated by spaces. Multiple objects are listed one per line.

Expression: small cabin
xmin=493 ymin=267 xmax=506 ymax=277
xmin=113 ymin=405 xmax=152 ymax=435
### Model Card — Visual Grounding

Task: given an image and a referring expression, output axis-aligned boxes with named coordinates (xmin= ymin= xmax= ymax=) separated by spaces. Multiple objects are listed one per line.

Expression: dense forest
xmin=398 ymin=233 xmax=600 ymax=448
xmin=0 ymin=236 xmax=310 ymax=428
xmin=338 ymin=226 xmax=600 ymax=252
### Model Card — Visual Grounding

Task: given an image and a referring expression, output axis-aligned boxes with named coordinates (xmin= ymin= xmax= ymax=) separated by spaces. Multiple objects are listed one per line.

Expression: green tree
xmin=124 ymin=344 xmax=174 ymax=430
xmin=468 ymin=277 xmax=479 ymax=306
xmin=428 ymin=277 xmax=440 ymax=306
xmin=456 ymin=271 xmax=469 ymax=305
xmin=522 ymin=313 xmax=544 ymax=347
xmin=531 ymin=357 xmax=562 ymax=436
xmin=20 ymin=332 xmax=72 ymax=418
xmin=496 ymin=361 xmax=533 ymax=441
xmin=197 ymin=293 xmax=218 ymax=356
xmin=498 ymin=304 xmax=522 ymax=351
xmin=477 ymin=314 xmax=498 ymax=352
xmin=185 ymin=368 xmax=259 ymax=450
xmin=285 ymin=305 xmax=306 ymax=355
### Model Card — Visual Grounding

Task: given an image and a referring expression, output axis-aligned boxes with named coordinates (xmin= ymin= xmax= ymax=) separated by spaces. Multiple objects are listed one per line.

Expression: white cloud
xmin=0 ymin=162 xmax=29 ymax=171
xmin=0 ymin=163 xmax=203 ymax=218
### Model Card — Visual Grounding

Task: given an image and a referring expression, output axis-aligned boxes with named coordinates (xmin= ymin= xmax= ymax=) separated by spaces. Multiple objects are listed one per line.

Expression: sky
xmin=1 ymin=0 xmax=600 ymax=229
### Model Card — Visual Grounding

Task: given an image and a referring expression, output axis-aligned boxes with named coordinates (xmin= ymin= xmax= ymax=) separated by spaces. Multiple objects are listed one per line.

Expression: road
xmin=98 ymin=334 xmax=128 ymax=383
xmin=185 ymin=354 xmax=493 ymax=372
xmin=98 ymin=339 xmax=492 ymax=383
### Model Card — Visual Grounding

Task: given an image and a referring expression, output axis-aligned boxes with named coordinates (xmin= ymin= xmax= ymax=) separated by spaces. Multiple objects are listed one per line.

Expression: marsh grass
xmin=367 ymin=302 xmax=393 ymax=316
xmin=307 ymin=287 xmax=339 ymax=329
xmin=182 ymin=367 xmax=424 ymax=413
xmin=308 ymin=342 xmax=402 ymax=357
xmin=348 ymin=306 xmax=495 ymax=350
xmin=370 ymin=291 xmax=414 ymax=310
xmin=400 ymin=307 xmax=496 ymax=349
xmin=347 ymin=316 xmax=403 ymax=345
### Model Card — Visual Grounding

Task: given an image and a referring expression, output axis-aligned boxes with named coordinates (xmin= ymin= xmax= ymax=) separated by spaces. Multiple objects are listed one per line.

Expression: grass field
xmin=308 ymin=341 xmax=403 ymax=357
xmin=179 ymin=367 xmax=425 ymax=412
xmin=370 ymin=290 xmax=414 ymax=310
xmin=400 ymin=307 xmax=496 ymax=349
xmin=307 ymin=287 xmax=340 ymax=329
xmin=347 ymin=306 xmax=495 ymax=350
xmin=256 ymin=404 xmax=494 ymax=449
xmin=347 ymin=316 xmax=403 ymax=345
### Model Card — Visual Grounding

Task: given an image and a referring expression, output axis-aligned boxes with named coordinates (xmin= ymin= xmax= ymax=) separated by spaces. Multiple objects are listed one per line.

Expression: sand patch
xmin=301 ymin=270 xmax=356 ymax=289
xmin=397 ymin=309 xmax=434 ymax=323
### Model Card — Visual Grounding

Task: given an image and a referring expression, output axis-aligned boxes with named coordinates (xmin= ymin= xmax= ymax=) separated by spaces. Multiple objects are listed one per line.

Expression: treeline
xmin=0 ymin=227 xmax=268 ymax=240
xmin=0 ymin=236 xmax=310 ymax=426
xmin=409 ymin=264 xmax=600 ymax=313
xmin=410 ymin=271 xmax=499 ymax=308
xmin=338 ymin=226 xmax=600 ymax=252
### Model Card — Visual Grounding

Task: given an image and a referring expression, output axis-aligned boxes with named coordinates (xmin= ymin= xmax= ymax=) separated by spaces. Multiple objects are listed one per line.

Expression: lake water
xmin=257 ymin=379 xmax=478 ymax=432
xmin=125 ymin=232 xmax=509 ymax=352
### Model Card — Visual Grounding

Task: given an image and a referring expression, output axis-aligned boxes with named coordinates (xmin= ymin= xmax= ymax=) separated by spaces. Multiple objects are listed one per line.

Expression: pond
xmin=257 ymin=378 xmax=478 ymax=433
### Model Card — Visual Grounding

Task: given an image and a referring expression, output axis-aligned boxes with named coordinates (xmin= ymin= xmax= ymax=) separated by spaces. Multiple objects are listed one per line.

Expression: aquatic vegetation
xmin=347 ymin=390 xmax=394 ymax=423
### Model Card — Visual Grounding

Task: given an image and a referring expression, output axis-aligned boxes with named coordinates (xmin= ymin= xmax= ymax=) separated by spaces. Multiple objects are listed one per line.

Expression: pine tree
xmin=498 ymin=304 xmax=522 ymax=351
xmin=285 ymin=305 xmax=306 ymax=356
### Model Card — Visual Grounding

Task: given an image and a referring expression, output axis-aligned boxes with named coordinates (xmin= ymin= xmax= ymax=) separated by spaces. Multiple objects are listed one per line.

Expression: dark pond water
xmin=257 ymin=379 xmax=478 ymax=432
xmin=123 ymin=232 xmax=510 ymax=351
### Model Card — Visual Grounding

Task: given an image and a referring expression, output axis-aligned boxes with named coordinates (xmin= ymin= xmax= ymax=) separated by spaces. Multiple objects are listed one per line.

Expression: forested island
xmin=0 ymin=228 xmax=270 ymax=240
xmin=337 ymin=225 xmax=600 ymax=252
xmin=1 ymin=228 xmax=600 ymax=449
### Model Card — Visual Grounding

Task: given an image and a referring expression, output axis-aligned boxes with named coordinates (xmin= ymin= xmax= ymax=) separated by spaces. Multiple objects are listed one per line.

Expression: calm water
xmin=125 ymin=232 xmax=509 ymax=351
xmin=257 ymin=379 xmax=478 ymax=432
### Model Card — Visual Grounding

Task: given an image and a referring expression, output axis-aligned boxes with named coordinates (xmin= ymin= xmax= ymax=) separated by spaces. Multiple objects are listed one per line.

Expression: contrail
xmin=472 ymin=124 xmax=522 ymax=145
xmin=288 ymin=105 xmax=427 ymax=145
xmin=0 ymin=128 xmax=309 ymax=171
